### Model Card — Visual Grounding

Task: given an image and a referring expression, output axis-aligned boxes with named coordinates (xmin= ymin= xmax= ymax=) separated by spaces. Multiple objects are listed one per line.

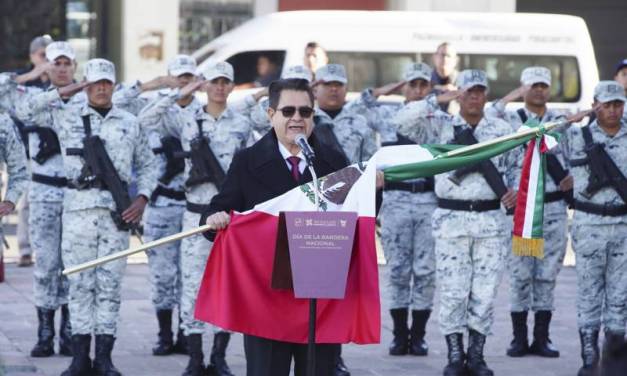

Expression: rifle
xmin=152 ymin=136 xmax=185 ymax=185
xmin=21 ymin=126 xmax=61 ymax=164
xmin=579 ymin=128 xmax=627 ymax=202
xmin=66 ymin=116 xmax=143 ymax=237
xmin=178 ymin=120 xmax=225 ymax=188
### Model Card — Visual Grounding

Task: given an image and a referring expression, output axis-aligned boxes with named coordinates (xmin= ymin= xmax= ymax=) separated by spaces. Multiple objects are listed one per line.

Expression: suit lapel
xmin=249 ymin=131 xmax=297 ymax=196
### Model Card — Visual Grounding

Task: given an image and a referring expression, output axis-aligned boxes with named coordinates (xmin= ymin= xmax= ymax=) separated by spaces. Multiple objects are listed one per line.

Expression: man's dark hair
xmin=305 ymin=41 xmax=324 ymax=51
xmin=268 ymin=79 xmax=314 ymax=110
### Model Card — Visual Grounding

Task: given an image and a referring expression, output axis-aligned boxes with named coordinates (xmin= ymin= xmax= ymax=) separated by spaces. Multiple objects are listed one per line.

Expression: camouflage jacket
xmin=141 ymin=89 xmax=252 ymax=205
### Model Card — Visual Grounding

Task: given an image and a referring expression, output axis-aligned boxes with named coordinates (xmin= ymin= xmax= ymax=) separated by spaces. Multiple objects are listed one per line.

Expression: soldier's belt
xmin=437 ymin=198 xmax=501 ymax=212
xmin=384 ymin=180 xmax=434 ymax=193
xmin=573 ymin=200 xmax=627 ymax=217
xmin=66 ymin=180 xmax=103 ymax=190
xmin=151 ymin=186 xmax=186 ymax=202
xmin=186 ymin=201 xmax=211 ymax=214
xmin=31 ymin=173 xmax=68 ymax=187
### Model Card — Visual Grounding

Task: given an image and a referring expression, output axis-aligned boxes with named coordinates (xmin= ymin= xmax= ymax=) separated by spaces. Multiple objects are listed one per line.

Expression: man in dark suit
xmin=201 ymin=78 xmax=382 ymax=375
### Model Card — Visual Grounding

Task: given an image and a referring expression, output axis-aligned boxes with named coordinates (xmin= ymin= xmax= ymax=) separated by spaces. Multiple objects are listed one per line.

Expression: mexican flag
xmin=195 ymin=160 xmax=379 ymax=344
xmin=511 ymin=123 xmax=559 ymax=258
xmin=195 ymin=124 xmax=555 ymax=344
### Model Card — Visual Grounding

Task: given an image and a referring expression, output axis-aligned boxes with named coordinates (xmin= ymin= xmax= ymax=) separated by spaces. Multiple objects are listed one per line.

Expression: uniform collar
xmin=590 ymin=119 xmax=627 ymax=139
xmin=452 ymin=114 xmax=489 ymax=131
xmin=197 ymin=105 xmax=233 ymax=121
xmin=80 ymin=103 xmax=125 ymax=120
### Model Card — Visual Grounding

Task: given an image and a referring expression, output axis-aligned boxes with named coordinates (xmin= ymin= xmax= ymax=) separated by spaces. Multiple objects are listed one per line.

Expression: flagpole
xmin=436 ymin=119 xmax=565 ymax=159
xmin=62 ymin=224 xmax=213 ymax=275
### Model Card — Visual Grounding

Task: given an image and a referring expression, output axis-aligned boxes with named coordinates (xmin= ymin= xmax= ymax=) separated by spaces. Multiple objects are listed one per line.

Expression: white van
xmin=193 ymin=10 xmax=599 ymax=112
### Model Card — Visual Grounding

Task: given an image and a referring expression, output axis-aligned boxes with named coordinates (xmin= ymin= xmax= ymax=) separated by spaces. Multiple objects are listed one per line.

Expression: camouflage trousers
xmin=62 ymin=208 xmax=128 ymax=335
xmin=179 ymin=210 xmax=224 ymax=336
xmin=508 ymin=212 xmax=567 ymax=312
xmin=31 ymin=201 xmax=68 ymax=310
xmin=572 ymin=222 xmax=627 ymax=333
xmin=435 ymin=235 xmax=508 ymax=336
xmin=143 ymin=204 xmax=185 ymax=310
xmin=380 ymin=191 xmax=436 ymax=310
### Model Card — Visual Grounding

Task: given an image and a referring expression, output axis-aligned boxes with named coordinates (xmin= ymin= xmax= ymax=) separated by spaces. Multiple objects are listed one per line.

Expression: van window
xmin=225 ymin=50 xmax=285 ymax=87
xmin=328 ymin=52 xmax=581 ymax=102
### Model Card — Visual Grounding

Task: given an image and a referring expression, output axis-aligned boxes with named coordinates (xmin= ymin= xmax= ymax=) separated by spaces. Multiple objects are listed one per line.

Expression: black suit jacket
xmin=200 ymin=130 xmax=349 ymax=240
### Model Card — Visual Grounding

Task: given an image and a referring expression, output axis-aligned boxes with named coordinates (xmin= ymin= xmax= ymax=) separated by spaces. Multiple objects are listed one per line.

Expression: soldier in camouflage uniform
xmin=312 ymin=64 xmax=377 ymax=166
xmin=230 ymin=65 xmax=313 ymax=144
xmin=485 ymin=67 xmax=571 ymax=359
xmin=11 ymin=42 xmax=80 ymax=359
xmin=138 ymin=54 xmax=204 ymax=357
xmin=28 ymin=58 xmax=158 ymax=376
xmin=348 ymin=63 xmax=443 ymax=357
xmin=563 ymin=81 xmax=627 ymax=376
xmin=143 ymin=61 xmax=249 ymax=376
xmin=0 ymin=112 xmax=29 ymax=274
xmin=399 ymin=70 xmax=519 ymax=376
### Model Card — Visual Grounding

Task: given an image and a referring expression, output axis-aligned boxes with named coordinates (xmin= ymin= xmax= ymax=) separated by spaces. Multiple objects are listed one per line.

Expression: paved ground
xmin=1 ymin=239 xmax=586 ymax=376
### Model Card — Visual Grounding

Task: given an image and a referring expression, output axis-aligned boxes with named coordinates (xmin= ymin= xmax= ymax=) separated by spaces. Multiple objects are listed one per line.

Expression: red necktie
xmin=287 ymin=156 xmax=301 ymax=182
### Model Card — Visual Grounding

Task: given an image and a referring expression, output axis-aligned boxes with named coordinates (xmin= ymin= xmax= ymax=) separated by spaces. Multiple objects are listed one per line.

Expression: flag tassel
xmin=512 ymin=235 xmax=544 ymax=258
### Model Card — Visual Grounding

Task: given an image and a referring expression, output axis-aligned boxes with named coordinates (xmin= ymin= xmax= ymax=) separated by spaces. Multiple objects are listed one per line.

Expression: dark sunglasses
xmin=276 ymin=106 xmax=314 ymax=118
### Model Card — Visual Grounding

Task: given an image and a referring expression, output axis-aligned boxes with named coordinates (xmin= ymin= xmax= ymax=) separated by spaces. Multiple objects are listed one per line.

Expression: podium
xmin=272 ymin=211 xmax=358 ymax=376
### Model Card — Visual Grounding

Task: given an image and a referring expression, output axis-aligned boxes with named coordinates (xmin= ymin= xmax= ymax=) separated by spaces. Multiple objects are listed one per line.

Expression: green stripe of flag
xmin=383 ymin=136 xmax=532 ymax=182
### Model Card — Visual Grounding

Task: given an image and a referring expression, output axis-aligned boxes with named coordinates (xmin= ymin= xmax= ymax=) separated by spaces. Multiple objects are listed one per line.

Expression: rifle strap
xmin=313 ymin=118 xmax=350 ymax=165
xmin=195 ymin=119 xmax=206 ymax=139
xmin=81 ymin=115 xmax=92 ymax=137
xmin=581 ymin=125 xmax=593 ymax=146
xmin=452 ymin=125 xmax=508 ymax=198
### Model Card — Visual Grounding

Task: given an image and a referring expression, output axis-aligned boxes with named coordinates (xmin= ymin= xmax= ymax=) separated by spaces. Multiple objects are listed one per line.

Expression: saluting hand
xmin=57 ymin=81 xmax=90 ymax=98
xmin=500 ymin=85 xmax=531 ymax=105
xmin=436 ymin=89 xmax=462 ymax=104
xmin=566 ymin=109 xmax=592 ymax=124
xmin=122 ymin=195 xmax=148 ymax=224
xmin=206 ymin=211 xmax=230 ymax=230
xmin=0 ymin=201 xmax=15 ymax=217
xmin=372 ymin=81 xmax=405 ymax=97
xmin=179 ymin=79 xmax=206 ymax=97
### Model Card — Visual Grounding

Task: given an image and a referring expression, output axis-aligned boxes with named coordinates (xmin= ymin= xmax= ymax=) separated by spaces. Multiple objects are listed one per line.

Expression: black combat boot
xmin=443 ymin=333 xmax=466 ymax=376
xmin=334 ymin=346 xmax=351 ymax=376
xmin=182 ymin=333 xmax=205 ymax=376
xmin=389 ymin=308 xmax=409 ymax=355
xmin=59 ymin=305 xmax=73 ymax=356
xmin=61 ymin=334 xmax=92 ymax=376
xmin=173 ymin=312 xmax=189 ymax=355
xmin=409 ymin=309 xmax=430 ymax=356
xmin=506 ymin=311 xmax=529 ymax=357
xmin=601 ymin=330 xmax=625 ymax=375
xmin=93 ymin=335 xmax=122 ymax=376
xmin=206 ymin=332 xmax=234 ymax=376
xmin=153 ymin=309 xmax=175 ymax=356
xmin=529 ymin=310 xmax=560 ymax=357
xmin=577 ymin=329 xmax=599 ymax=376
xmin=467 ymin=329 xmax=494 ymax=376
xmin=30 ymin=307 xmax=55 ymax=357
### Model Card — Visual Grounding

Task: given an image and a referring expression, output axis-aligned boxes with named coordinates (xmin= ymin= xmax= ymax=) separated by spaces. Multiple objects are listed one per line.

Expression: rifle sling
xmin=452 ymin=126 xmax=508 ymax=199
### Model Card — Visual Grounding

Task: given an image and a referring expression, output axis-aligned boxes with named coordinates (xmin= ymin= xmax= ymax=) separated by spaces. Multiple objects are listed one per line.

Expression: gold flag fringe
xmin=512 ymin=236 xmax=544 ymax=259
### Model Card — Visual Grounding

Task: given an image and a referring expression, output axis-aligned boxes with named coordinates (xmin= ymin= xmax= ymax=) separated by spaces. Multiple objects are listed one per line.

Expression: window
xmin=224 ymin=50 xmax=285 ymax=87
xmin=328 ymin=52 xmax=581 ymax=102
